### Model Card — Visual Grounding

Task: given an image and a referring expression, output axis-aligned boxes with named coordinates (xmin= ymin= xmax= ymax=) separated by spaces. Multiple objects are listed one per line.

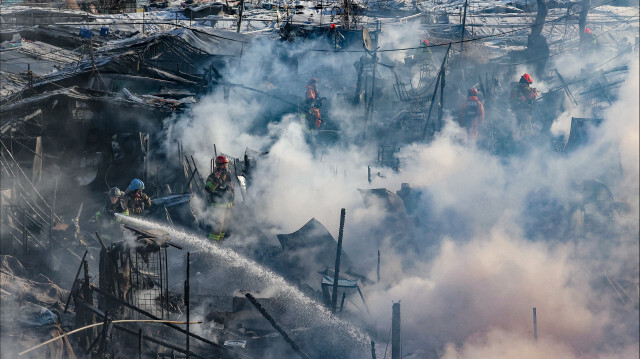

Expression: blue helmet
xmin=128 ymin=178 xmax=144 ymax=191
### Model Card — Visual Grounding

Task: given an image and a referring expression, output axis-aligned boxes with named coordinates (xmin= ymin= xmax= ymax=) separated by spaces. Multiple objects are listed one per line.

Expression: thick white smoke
xmin=162 ymin=21 xmax=638 ymax=358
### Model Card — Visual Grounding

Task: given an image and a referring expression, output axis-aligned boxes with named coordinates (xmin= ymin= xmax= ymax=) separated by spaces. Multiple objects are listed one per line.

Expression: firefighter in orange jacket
xmin=510 ymin=73 xmax=539 ymax=137
xmin=457 ymin=88 xmax=485 ymax=138
xmin=305 ymin=78 xmax=322 ymax=130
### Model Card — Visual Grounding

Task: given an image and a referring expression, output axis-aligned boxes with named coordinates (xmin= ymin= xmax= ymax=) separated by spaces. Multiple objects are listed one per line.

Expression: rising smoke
xmin=157 ymin=18 xmax=639 ymax=358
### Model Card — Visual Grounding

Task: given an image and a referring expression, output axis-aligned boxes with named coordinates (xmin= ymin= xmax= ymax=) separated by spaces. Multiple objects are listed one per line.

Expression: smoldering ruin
xmin=0 ymin=0 xmax=638 ymax=357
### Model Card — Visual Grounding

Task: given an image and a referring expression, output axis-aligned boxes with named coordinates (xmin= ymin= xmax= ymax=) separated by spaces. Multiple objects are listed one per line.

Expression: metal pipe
xmin=332 ymin=208 xmax=346 ymax=313
xmin=244 ymin=293 xmax=311 ymax=359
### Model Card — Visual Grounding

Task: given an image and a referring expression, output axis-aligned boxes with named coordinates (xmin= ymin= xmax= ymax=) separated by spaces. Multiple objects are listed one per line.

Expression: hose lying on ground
xmin=18 ymin=319 xmax=202 ymax=356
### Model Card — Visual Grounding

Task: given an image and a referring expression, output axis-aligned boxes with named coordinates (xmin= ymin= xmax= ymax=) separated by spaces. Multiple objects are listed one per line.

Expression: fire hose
xmin=18 ymin=319 xmax=202 ymax=356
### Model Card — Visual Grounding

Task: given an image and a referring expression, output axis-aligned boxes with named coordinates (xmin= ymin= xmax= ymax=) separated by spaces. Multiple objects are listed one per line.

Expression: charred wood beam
xmin=422 ymin=43 xmax=452 ymax=139
xmin=331 ymin=208 xmax=346 ymax=313
xmin=64 ymin=250 xmax=89 ymax=313
xmin=244 ymin=293 xmax=311 ymax=359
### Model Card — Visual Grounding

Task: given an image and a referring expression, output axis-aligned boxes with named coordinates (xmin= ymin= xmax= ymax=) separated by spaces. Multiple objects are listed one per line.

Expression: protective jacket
xmin=510 ymin=83 xmax=538 ymax=110
xmin=305 ymin=85 xmax=322 ymax=128
xmin=122 ymin=190 xmax=151 ymax=216
xmin=457 ymin=95 xmax=485 ymax=137
xmin=95 ymin=198 xmax=127 ymax=225
xmin=205 ymin=169 xmax=235 ymax=205
xmin=305 ymin=84 xmax=319 ymax=105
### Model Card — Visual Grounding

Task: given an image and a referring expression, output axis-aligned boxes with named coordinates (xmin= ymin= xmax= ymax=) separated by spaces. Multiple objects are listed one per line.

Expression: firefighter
xmin=204 ymin=155 xmax=235 ymax=241
xmin=510 ymin=73 xmax=539 ymax=138
xmin=457 ymin=87 xmax=485 ymax=138
xmin=122 ymin=178 xmax=151 ymax=216
xmin=582 ymin=27 xmax=598 ymax=54
xmin=304 ymin=78 xmax=323 ymax=130
xmin=94 ymin=187 xmax=127 ymax=226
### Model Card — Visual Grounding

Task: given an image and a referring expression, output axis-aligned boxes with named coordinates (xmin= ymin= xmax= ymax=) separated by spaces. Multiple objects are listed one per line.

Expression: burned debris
xmin=1 ymin=0 xmax=638 ymax=357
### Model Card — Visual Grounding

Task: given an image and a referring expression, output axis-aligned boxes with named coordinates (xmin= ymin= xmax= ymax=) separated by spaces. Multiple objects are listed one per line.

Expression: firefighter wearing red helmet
xmin=457 ymin=87 xmax=485 ymax=138
xmin=510 ymin=73 xmax=539 ymax=138
xmin=205 ymin=155 xmax=234 ymax=241
xmin=581 ymin=27 xmax=598 ymax=54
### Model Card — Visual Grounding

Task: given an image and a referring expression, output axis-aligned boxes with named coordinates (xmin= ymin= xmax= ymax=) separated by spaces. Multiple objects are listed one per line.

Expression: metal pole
xmin=185 ymin=252 xmax=190 ymax=358
xmin=533 ymin=307 xmax=537 ymax=341
xmin=391 ymin=302 xmax=401 ymax=359
xmin=331 ymin=208 xmax=346 ymax=313
xmin=371 ymin=340 xmax=376 ymax=359
xmin=340 ymin=292 xmax=346 ymax=312
xmin=244 ymin=293 xmax=311 ymax=359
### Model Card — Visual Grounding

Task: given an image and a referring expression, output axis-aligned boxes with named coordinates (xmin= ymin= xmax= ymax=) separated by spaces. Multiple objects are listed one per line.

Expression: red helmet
xmin=584 ymin=27 xmax=592 ymax=34
xmin=468 ymin=87 xmax=478 ymax=96
xmin=521 ymin=73 xmax=533 ymax=84
xmin=330 ymin=23 xmax=336 ymax=29
xmin=422 ymin=39 xmax=429 ymax=46
xmin=215 ymin=155 xmax=229 ymax=165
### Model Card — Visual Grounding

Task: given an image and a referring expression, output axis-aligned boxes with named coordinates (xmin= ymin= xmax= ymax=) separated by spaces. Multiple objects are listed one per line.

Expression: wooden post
xmin=90 ymin=38 xmax=96 ymax=74
xmin=377 ymin=250 xmax=380 ymax=282
xmin=138 ymin=329 xmax=143 ymax=359
xmin=31 ymin=136 xmax=42 ymax=184
xmin=460 ymin=0 xmax=468 ymax=54
xmin=391 ymin=302 xmax=401 ymax=359
xmin=236 ymin=0 xmax=245 ymax=33
xmin=331 ymin=208 xmax=346 ymax=313
xmin=27 ymin=64 xmax=33 ymax=90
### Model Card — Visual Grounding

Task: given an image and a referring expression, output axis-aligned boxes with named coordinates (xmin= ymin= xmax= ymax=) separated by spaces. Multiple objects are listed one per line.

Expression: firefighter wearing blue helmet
xmin=122 ymin=178 xmax=151 ymax=216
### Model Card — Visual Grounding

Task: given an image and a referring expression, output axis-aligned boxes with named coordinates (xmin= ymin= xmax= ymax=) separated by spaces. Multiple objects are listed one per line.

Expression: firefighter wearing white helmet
xmin=93 ymin=187 xmax=127 ymax=229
